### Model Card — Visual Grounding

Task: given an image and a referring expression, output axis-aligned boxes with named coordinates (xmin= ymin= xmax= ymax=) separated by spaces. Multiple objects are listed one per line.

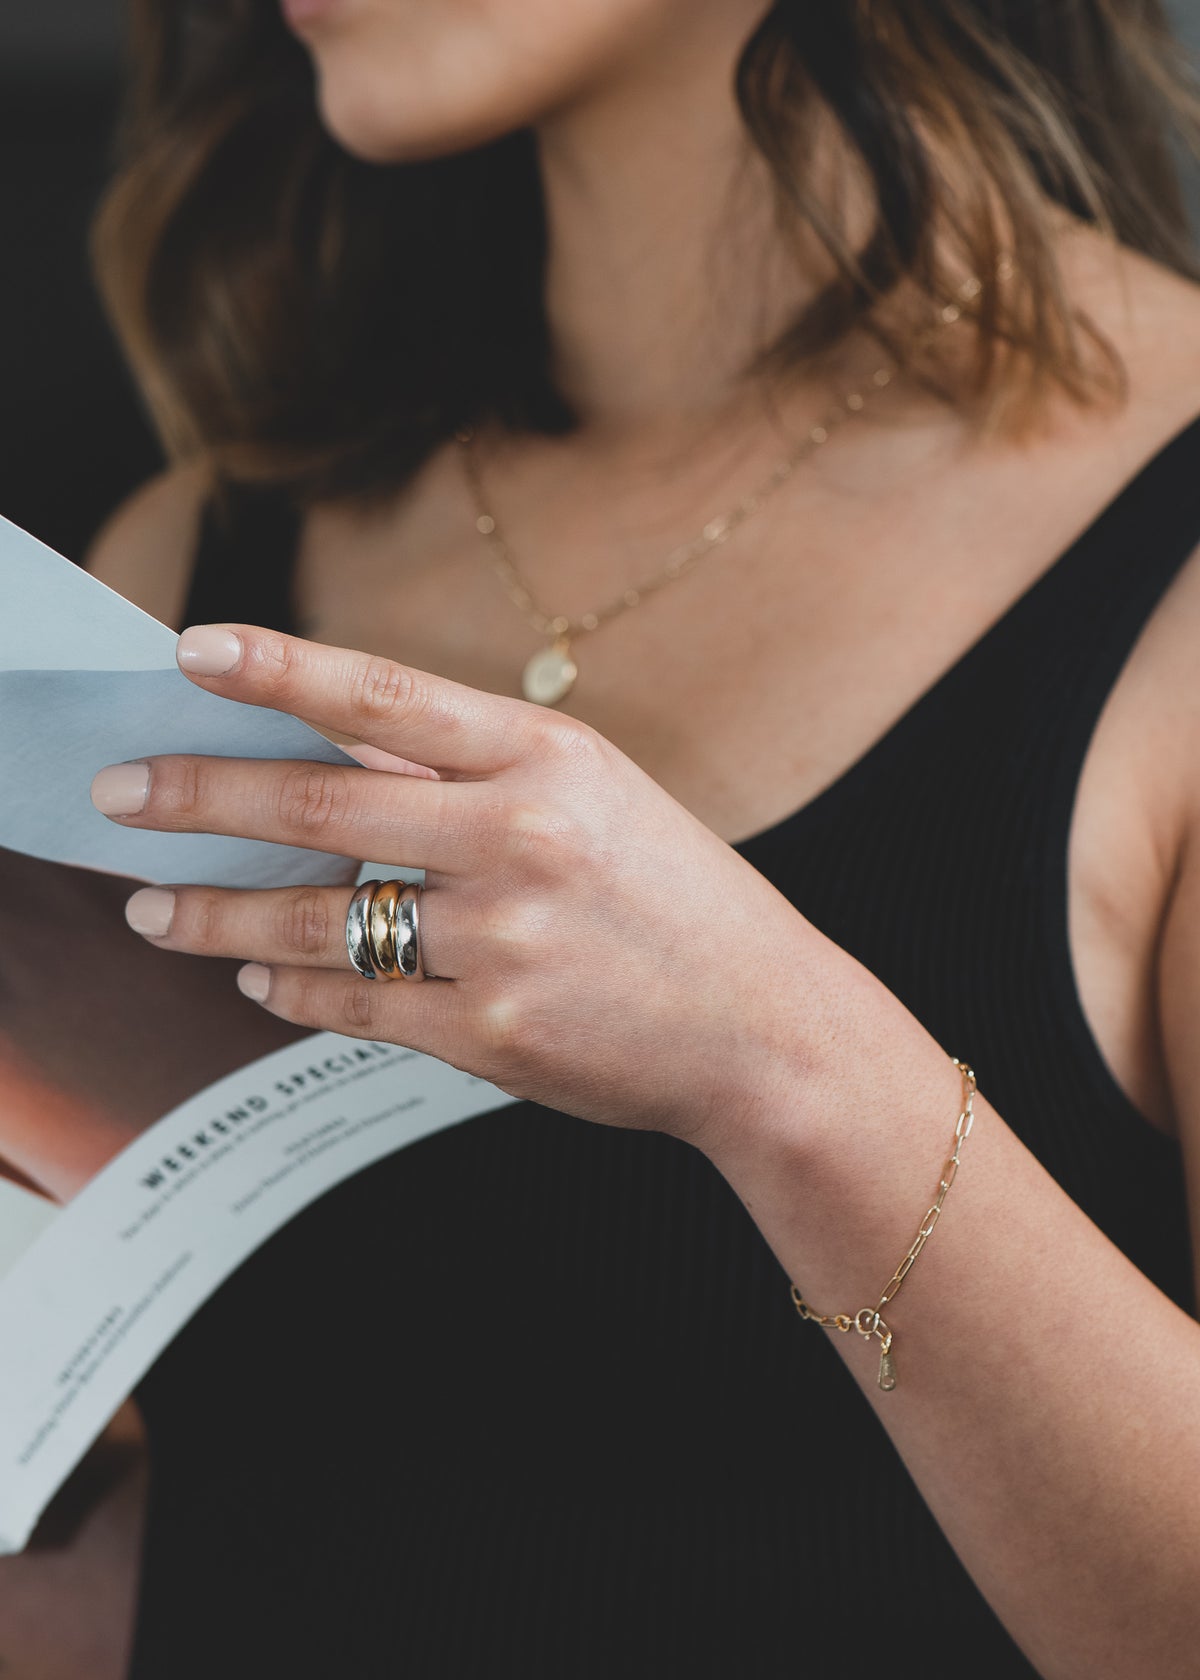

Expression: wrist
xmin=697 ymin=931 xmax=956 ymax=1213
xmin=690 ymin=919 xmax=865 ymax=1174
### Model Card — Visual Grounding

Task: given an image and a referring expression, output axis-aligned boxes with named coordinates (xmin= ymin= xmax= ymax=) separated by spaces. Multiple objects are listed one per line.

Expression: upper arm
xmin=84 ymin=461 xmax=212 ymax=631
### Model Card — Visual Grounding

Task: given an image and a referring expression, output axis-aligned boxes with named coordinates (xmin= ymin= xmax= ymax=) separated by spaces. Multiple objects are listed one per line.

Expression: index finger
xmin=176 ymin=624 xmax=537 ymax=776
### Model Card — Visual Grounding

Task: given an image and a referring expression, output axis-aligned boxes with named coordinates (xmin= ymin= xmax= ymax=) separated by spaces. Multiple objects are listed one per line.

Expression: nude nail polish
xmin=177 ymin=625 xmax=243 ymax=676
xmin=91 ymin=762 xmax=150 ymax=816
xmin=238 ymin=963 xmax=271 ymax=1003
xmin=126 ymin=888 xmax=175 ymax=937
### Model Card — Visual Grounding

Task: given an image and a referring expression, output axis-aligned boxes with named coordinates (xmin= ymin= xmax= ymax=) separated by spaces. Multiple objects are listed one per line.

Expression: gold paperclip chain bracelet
xmin=790 ymin=1057 xmax=977 ymax=1392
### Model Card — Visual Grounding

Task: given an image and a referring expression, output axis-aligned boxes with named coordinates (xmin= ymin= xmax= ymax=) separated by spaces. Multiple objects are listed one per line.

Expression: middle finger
xmin=91 ymin=755 xmax=491 ymax=874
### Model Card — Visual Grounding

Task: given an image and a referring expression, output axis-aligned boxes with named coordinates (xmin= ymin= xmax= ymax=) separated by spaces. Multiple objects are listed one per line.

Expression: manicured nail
xmin=91 ymin=761 xmax=150 ymax=817
xmin=238 ymin=963 xmax=271 ymax=1003
xmin=177 ymin=625 xmax=242 ymax=676
xmin=125 ymin=887 xmax=175 ymax=938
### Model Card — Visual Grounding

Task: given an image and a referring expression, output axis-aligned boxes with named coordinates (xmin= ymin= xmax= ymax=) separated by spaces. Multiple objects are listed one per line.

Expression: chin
xmin=313 ymin=65 xmax=530 ymax=164
xmin=296 ymin=0 xmax=690 ymax=165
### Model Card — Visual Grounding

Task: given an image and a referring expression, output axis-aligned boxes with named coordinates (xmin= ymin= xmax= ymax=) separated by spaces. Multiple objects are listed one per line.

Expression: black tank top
xmin=130 ymin=422 xmax=1200 ymax=1679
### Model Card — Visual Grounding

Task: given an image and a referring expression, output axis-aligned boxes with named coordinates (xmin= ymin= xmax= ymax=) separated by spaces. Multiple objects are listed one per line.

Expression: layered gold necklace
xmin=457 ymin=274 xmax=984 ymax=707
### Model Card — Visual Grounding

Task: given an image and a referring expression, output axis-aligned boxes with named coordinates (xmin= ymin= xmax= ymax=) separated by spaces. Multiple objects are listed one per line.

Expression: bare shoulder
xmin=85 ymin=460 xmax=213 ymax=631
xmin=1060 ymin=225 xmax=1200 ymax=414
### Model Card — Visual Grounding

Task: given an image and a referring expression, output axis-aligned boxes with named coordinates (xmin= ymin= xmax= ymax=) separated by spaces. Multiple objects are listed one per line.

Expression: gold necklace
xmin=457 ymin=275 xmax=984 ymax=707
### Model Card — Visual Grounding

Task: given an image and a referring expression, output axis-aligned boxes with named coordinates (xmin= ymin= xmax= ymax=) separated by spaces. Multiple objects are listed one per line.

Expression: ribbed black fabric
xmin=181 ymin=486 xmax=303 ymax=634
xmin=134 ymin=427 xmax=1200 ymax=1679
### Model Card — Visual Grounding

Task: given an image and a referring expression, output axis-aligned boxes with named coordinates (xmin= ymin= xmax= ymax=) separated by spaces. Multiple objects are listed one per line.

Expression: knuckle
xmin=340 ymin=979 xmax=377 ymax=1032
xmin=250 ymin=631 xmax=302 ymax=694
xmin=502 ymin=802 xmax=589 ymax=874
xmin=479 ymin=896 xmax=546 ymax=964
xmin=155 ymin=756 xmax=208 ymax=827
xmin=279 ymin=887 xmax=331 ymax=957
xmin=347 ymin=655 xmax=419 ymax=728
xmin=276 ymin=764 xmax=350 ymax=834
xmin=476 ymin=989 xmax=525 ymax=1059
xmin=474 ymin=984 xmax=549 ymax=1068
xmin=278 ymin=969 xmax=375 ymax=1034
xmin=183 ymin=888 xmax=223 ymax=950
xmin=535 ymin=714 xmax=608 ymax=774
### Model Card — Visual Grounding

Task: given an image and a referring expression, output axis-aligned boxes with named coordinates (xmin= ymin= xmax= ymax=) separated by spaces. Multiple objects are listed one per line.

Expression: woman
xmin=64 ymin=0 xmax=1200 ymax=1674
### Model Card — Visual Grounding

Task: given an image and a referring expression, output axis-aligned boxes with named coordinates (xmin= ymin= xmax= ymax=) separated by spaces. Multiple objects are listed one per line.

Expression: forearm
xmin=705 ymin=938 xmax=1200 ymax=1680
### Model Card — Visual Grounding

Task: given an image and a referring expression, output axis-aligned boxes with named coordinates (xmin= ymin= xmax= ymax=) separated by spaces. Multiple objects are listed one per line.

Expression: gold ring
xmin=366 ymin=880 xmax=403 ymax=978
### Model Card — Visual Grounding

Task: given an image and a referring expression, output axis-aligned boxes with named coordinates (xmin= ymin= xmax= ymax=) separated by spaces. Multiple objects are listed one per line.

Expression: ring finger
xmin=124 ymin=879 xmax=461 ymax=980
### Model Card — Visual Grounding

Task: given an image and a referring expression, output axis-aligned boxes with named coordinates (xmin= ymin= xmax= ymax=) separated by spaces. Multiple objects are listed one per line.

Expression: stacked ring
xmin=369 ymin=880 xmax=404 ymax=977
xmin=344 ymin=878 xmax=426 ymax=981
xmin=345 ymin=880 xmax=379 ymax=979
xmin=394 ymin=881 xmax=425 ymax=981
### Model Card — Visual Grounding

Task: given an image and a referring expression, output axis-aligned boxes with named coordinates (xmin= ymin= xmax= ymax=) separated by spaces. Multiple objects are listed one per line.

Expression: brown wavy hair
xmin=93 ymin=0 xmax=1200 ymax=503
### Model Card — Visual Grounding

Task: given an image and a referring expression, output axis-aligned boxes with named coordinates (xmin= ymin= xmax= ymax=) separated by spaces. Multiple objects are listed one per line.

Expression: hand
xmin=91 ymin=624 xmax=820 ymax=1155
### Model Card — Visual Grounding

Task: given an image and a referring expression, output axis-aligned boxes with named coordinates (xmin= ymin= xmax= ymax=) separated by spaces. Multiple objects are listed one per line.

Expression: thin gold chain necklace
xmin=457 ymin=274 xmax=984 ymax=707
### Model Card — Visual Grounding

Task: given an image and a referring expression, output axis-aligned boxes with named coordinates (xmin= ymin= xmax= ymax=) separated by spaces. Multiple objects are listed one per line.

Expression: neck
xmin=534 ymin=1 xmax=815 ymax=440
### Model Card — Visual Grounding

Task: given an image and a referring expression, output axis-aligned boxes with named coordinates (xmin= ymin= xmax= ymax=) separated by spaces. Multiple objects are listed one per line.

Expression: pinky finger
xmin=237 ymin=961 xmax=470 ymax=1059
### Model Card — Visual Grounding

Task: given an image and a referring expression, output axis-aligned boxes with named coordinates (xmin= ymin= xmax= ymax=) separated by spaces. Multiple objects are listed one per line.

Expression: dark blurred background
xmin=0 ymin=3 xmax=161 ymax=563
xmin=1 ymin=2 xmax=1198 ymax=566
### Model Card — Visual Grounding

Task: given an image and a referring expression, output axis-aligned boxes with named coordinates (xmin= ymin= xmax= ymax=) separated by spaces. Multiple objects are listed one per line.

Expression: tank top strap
xmin=1016 ymin=414 xmax=1200 ymax=1158
xmin=977 ymin=411 xmax=1200 ymax=759
xmin=831 ymin=408 xmax=1200 ymax=832
xmin=743 ymin=409 xmax=1200 ymax=873
xmin=181 ymin=483 xmax=302 ymax=637
xmin=929 ymin=411 xmax=1200 ymax=938
xmin=747 ymin=411 xmax=1200 ymax=1192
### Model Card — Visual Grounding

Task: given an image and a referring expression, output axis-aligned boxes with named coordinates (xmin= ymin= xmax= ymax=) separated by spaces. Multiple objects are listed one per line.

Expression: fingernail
xmin=177 ymin=625 xmax=242 ymax=676
xmin=238 ymin=963 xmax=271 ymax=1003
xmin=91 ymin=761 xmax=150 ymax=816
xmin=125 ymin=887 xmax=175 ymax=937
